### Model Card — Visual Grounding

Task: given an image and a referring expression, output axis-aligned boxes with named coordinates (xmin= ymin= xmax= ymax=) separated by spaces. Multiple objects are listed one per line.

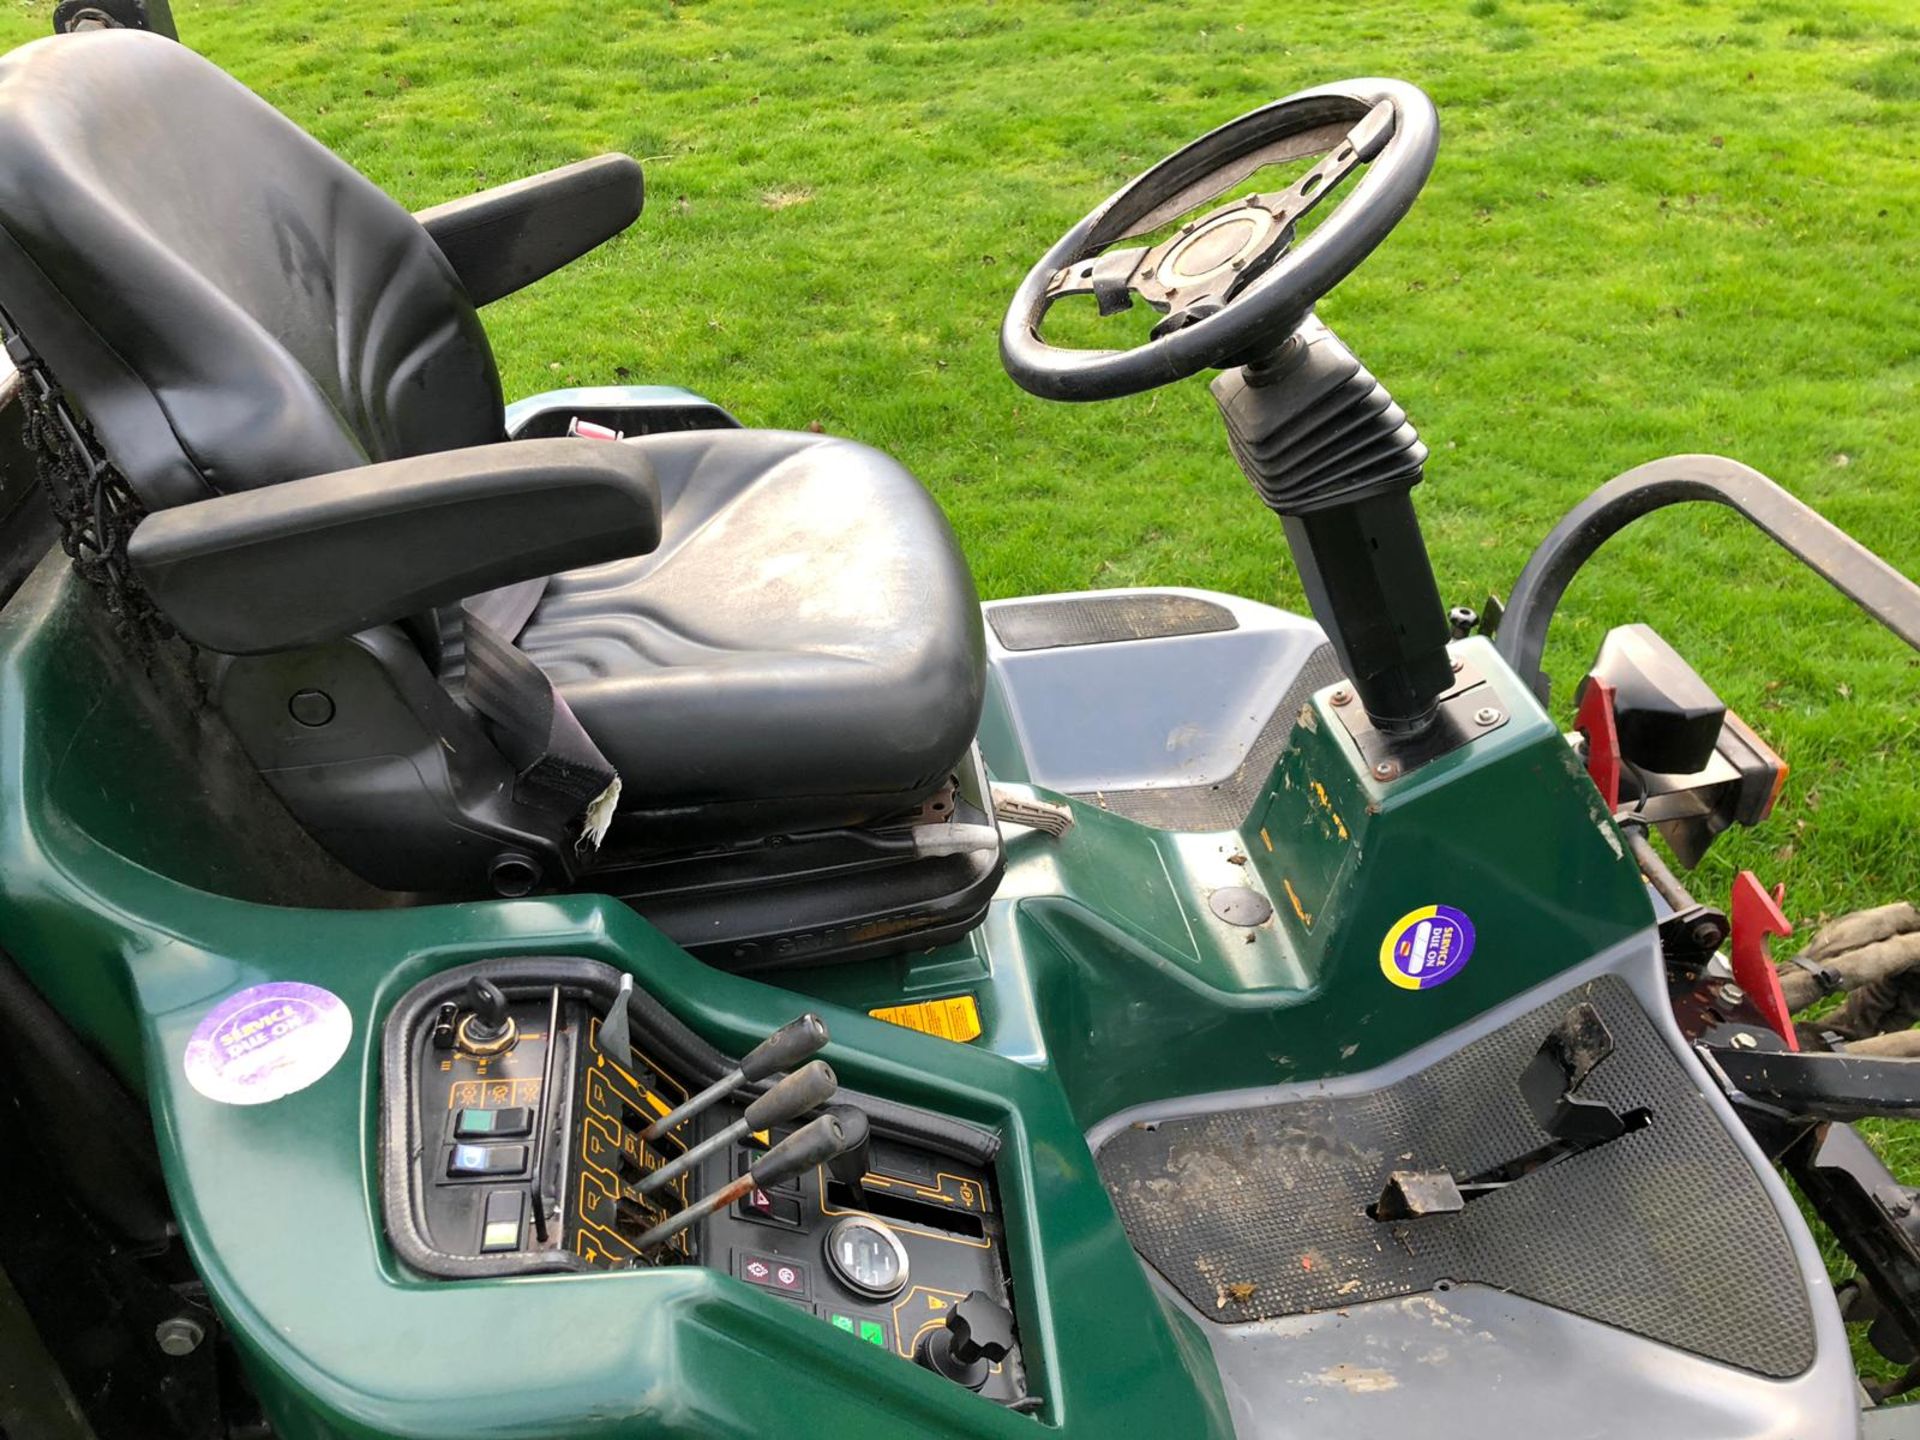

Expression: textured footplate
xmin=1095 ymin=975 xmax=1816 ymax=1378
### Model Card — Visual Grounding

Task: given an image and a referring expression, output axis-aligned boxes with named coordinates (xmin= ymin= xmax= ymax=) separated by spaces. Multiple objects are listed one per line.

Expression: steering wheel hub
xmin=1160 ymin=204 xmax=1281 ymax=288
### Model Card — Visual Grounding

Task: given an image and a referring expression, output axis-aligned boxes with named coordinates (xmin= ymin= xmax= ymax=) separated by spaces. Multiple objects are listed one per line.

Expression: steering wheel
xmin=1000 ymin=79 xmax=1438 ymax=402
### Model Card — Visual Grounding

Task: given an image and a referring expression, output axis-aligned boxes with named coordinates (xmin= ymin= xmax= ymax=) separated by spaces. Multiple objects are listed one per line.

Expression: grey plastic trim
xmin=1150 ymin=1271 xmax=1859 ymax=1440
xmin=980 ymin=586 xmax=1328 ymax=800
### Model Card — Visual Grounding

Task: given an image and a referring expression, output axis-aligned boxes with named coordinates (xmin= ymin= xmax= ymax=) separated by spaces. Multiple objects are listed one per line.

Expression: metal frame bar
xmin=1704 ymin=1043 xmax=1920 ymax=1125
xmin=1496 ymin=454 xmax=1920 ymax=704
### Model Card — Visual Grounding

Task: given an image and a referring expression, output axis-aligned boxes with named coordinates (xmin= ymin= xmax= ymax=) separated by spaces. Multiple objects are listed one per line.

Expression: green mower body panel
xmin=0 ymin=557 xmax=1675 ymax=1440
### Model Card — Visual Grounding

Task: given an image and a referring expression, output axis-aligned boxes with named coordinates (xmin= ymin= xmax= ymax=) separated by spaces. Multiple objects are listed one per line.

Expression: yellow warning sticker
xmin=868 ymin=995 xmax=982 ymax=1044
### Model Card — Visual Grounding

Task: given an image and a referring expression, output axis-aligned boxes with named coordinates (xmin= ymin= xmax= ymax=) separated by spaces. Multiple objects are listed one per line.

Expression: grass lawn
xmin=5 ymin=0 xmax=1919 ymax=1381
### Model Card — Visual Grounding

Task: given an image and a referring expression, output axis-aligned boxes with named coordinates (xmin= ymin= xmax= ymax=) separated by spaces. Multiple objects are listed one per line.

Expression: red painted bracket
xmin=1730 ymin=870 xmax=1797 ymax=1050
xmin=1575 ymin=677 xmax=1621 ymax=811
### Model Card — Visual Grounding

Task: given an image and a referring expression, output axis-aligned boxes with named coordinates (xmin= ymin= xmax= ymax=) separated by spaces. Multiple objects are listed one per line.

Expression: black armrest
xmin=126 ymin=439 xmax=659 ymax=654
xmin=414 ymin=154 xmax=644 ymax=306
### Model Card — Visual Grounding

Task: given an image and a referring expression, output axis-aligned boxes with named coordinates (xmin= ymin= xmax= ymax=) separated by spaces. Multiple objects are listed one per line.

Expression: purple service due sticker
xmin=182 ymin=982 xmax=352 ymax=1105
xmin=1379 ymin=905 xmax=1476 ymax=991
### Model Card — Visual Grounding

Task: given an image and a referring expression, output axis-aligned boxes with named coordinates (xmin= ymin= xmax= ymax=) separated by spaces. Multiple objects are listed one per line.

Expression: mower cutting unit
xmin=3 ymin=19 xmax=1920 ymax=1440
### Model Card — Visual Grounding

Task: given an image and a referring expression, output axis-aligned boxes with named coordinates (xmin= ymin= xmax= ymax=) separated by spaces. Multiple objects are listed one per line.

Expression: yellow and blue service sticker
xmin=1379 ymin=905 xmax=1476 ymax=991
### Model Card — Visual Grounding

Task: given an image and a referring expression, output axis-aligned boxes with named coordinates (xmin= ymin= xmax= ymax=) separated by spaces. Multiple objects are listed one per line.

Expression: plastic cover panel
xmin=1073 ymin=642 xmax=1343 ymax=830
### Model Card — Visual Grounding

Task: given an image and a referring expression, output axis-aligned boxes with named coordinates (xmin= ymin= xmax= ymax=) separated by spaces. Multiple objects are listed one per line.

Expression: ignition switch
xmin=455 ymin=977 xmax=517 ymax=1056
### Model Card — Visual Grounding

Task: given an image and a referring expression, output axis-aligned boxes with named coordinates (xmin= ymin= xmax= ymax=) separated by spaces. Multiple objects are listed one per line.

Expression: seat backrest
xmin=0 ymin=31 xmax=503 ymax=511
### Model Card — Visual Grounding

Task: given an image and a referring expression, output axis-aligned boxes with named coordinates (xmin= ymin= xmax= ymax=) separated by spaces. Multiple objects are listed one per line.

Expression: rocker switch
xmin=455 ymin=1107 xmax=533 ymax=1139
xmin=448 ymin=1143 xmax=528 ymax=1177
xmin=480 ymin=1190 xmax=523 ymax=1252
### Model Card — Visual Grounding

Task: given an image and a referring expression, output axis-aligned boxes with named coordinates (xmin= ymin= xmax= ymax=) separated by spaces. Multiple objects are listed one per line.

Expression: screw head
xmin=1474 ymin=706 xmax=1502 ymax=726
xmin=1330 ymin=687 xmax=1353 ymax=707
xmin=1450 ymin=656 xmax=1465 ymax=673
xmin=1731 ymin=1031 xmax=1758 ymax=1050
xmin=1372 ymin=760 xmax=1400 ymax=781
xmin=155 ymin=1316 xmax=204 ymax=1357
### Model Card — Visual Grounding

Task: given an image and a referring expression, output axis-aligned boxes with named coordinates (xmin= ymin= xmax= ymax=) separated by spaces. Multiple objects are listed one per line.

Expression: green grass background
xmin=4 ymin=0 xmax=1918 ymax=1380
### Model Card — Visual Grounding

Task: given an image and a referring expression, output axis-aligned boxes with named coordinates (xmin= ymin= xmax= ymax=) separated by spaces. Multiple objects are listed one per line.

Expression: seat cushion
xmin=515 ymin=429 xmax=985 ymax=841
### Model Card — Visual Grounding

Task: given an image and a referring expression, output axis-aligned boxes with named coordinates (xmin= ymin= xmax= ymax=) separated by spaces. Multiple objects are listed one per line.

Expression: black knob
xmin=464 ymin=977 xmax=510 ymax=1042
xmin=915 ymin=1291 xmax=1015 ymax=1391
xmin=948 ymin=1291 xmax=1015 ymax=1365
xmin=825 ymin=1105 xmax=872 ymax=1203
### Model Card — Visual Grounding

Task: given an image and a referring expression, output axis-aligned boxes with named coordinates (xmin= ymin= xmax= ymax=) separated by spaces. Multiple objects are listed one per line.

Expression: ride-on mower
xmin=3 ymin=18 xmax=1920 ymax=1440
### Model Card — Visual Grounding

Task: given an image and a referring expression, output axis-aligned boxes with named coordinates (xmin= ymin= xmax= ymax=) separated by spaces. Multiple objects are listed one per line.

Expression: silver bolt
xmin=1731 ymin=1031 xmax=1759 ymax=1050
xmin=1372 ymin=760 xmax=1400 ymax=781
xmin=1330 ymin=687 xmax=1353 ymax=707
xmin=1474 ymin=707 xmax=1502 ymax=726
xmin=1718 ymin=983 xmax=1746 ymax=1007
xmin=155 ymin=1316 xmax=204 ymax=1357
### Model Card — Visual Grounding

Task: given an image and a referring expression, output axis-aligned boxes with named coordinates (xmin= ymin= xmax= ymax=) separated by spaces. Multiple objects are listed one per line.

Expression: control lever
xmin=825 ymin=1105 xmax=873 ymax=1206
xmin=637 ymin=1060 xmax=838 ymax=1197
xmin=633 ymin=1113 xmax=850 ymax=1253
xmin=457 ymin=977 xmax=516 ymax=1055
xmin=598 ymin=972 xmax=635 ymax=1073
xmin=640 ymin=1015 xmax=829 ymax=1141
xmin=1371 ymin=1002 xmax=1652 ymax=1221
xmin=915 ymin=1291 xmax=1016 ymax=1391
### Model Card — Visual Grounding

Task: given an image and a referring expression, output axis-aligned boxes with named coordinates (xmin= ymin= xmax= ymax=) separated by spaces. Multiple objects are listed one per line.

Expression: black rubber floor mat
xmin=1095 ymin=974 xmax=1817 ymax=1378
xmin=1073 ymin=643 xmax=1343 ymax=832
xmin=987 ymin=593 xmax=1236 ymax=651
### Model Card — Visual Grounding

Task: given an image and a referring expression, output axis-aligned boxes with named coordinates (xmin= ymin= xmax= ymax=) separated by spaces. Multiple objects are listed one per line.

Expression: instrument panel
xmin=382 ymin=960 xmax=1027 ymax=1408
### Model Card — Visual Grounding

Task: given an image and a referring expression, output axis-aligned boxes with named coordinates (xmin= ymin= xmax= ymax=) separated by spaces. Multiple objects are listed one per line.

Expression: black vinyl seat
xmin=0 ymin=30 xmax=985 ymax=895
xmin=496 ymin=427 xmax=982 ymax=842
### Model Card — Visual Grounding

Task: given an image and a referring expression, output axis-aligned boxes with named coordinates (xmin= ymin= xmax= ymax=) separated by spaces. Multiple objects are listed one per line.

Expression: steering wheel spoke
xmin=1045 ymin=246 xmax=1150 ymax=316
xmin=1250 ymin=123 xmax=1371 ymax=233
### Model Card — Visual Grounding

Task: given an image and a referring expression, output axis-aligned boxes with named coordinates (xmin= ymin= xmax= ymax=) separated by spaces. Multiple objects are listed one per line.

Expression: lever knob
xmin=915 ymin=1290 xmax=1015 ymax=1390
xmin=742 ymin=1061 xmax=837 ymax=1130
xmin=747 ymin=1113 xmax=848 ymax=1190
xmin=825 ymin=1105 xmax=872 ymax=1202
xmin=740 ymin=1014 xmax=830 ymax=1082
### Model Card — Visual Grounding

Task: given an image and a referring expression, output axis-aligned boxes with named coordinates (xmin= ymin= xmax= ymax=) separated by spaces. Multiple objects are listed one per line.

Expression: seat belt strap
xmin=462 ymin=575 xmax=548 ymax=640
xmin=460 ymin=598 xmax=621 ymax=851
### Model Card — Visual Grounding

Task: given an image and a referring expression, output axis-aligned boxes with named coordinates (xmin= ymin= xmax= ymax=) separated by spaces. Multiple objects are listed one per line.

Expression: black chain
xmin=2 ymin=308 xmax=170 ymax=640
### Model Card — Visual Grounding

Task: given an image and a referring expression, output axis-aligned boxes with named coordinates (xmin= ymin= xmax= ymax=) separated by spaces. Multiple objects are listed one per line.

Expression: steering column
xmin=1002 ymin=79 xmax=1454 ymax=734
